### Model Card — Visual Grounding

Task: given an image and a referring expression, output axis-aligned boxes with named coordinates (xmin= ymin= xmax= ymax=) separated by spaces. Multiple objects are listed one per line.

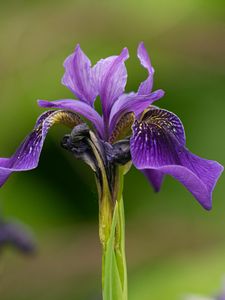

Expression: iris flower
xmin=0 ymin=42 xmax=222 ymax=210
xmin=0 ymin=42 xmax=223 ymax=300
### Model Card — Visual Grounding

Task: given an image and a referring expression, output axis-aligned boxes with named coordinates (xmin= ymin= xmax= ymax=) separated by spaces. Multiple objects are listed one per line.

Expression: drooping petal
xmin=0 ymin=110 xmax=82 ymax=187
xmin=142 ymin=169 xmax=164 ymax=192
xmin=137 ymin=42 xmax=155 ymax=95
xmin=130 ymin=108 xmax=223 ymax=209
xmin=38 ymin=99 xmax=104 ymax=137
xmin=61 ymin=44 xmax=97 ymax=105
xmin=109 ymin=90 xmax=164 ymax=134
xmin=92 ymin=47 xmax=129 ymax=118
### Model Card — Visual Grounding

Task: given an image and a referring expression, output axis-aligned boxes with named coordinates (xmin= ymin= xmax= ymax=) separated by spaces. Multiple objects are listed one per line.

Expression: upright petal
xmin=0 ymin=110 xmax=82 ymax=187
xmin=130 ymin=108 xmax=223 ymax=210
xmin=61 ymin=44 xmax=97 ymax=105
xmin=38 ymin=99 xmax=104 ymax=138
xmin=109 ymin=90 xmax=164 ymax=135
xmin=92 ymin=47 xmax=129 ymax=119
xmin=137 ymin=42 xmax=154 ymax=95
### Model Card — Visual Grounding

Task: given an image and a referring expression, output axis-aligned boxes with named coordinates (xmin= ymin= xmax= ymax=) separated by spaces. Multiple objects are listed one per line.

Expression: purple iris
xmin=0 ymin=42 xmax=223 ymax=210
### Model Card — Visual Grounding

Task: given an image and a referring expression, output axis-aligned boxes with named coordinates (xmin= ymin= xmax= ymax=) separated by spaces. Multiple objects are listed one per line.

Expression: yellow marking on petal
xmin=34 ymin=110 xmax=82 ymax=139
xmin=139 ymin=105 xmax=155 ymax=121
xmin=109 ymin=112 xmax=135 ymax=144
xmin=49 ymin=110 xmax=82 ymax=128
xmin=140 ymin=108 xmax=179 ymax=137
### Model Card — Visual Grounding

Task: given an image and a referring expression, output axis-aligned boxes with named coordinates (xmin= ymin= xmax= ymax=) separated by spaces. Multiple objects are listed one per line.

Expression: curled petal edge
xmin=38 ymin=99 xmax=104 ymax=138
xmin=130 ymin=107 xmax=223 ymax=210
xmin=0 ymin=110 xmax=82 ymax=187
xmin=135 ymin=153 xmax=223 ymax=210
xmin=137 ymin=41 xmax=155 ymax=95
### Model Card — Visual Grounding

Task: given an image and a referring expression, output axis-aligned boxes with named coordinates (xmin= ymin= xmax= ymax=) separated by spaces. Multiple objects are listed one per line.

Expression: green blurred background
xmin=0 ymin=0 xmax=224 ymax=299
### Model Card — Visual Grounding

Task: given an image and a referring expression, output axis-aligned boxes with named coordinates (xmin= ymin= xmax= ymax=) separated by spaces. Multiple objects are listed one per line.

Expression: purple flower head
xmin=0 ymin=42 xmax=223 ymax=210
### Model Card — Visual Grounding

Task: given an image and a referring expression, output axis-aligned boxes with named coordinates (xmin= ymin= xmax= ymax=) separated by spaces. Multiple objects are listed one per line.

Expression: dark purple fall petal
xmin=137 ymin=42 xmax=154 ymax=95
xmin=92 ymin=47 xmax=129 ymax=119
xmin=61 ymin=44 xmax=98 ymax=106
xmin=38 ymin=99 xmax=104 ymax=138
xmin=0 ymin=110 xmax=81 ymax=187
xmin=130 ymin=108 xmax=223 ymax=209
xmin=109 ymin=90 xmax=164 ymax=134
xmin=142 ymin=169 xmax=164 ymax=192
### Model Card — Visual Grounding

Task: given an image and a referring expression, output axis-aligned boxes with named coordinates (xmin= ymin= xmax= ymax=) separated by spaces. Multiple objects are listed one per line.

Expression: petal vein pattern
xmin=61 ymin=45 xmax=97 ymax=105
xmin=92 ymin=48 xmax=129 ymax=118
xmin=130 ymin=108 xmax=223 ymax=209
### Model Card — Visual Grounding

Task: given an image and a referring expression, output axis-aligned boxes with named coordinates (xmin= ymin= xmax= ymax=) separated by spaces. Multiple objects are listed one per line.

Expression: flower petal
xmin=109 ymin=90 xmax=164 ymax=134
xmin=0 ymin=110 xmax=82 ymax=187
xmin=130 ymin=108 xmax=223 ymax=209
xmin=61 ymin=44 xmax=97 ymax=105
xmin=142 ymin=169 xmax=164 ymax=192
xmin=38 ymin=99 xmax=104 ymax=137
xmin=137 ymin=42 xmax=154 ymax=95
xmin=92 ymin=47 xmax=129 ymax=118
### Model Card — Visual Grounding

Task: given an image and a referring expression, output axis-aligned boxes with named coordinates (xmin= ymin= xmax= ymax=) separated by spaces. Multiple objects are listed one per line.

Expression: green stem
xmin=100 ymin=167 xmax=128 ymax=300
xmin=85 ymin=131 xmax=129 ymax=299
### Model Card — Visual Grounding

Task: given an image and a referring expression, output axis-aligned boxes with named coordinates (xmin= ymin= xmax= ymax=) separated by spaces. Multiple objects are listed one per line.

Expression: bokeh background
xmin=0 ymin=0 xmax=224 ymax=299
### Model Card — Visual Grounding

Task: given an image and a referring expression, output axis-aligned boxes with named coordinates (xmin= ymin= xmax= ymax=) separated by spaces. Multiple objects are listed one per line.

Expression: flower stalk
xmin=97 ymin=165 xmax=128 ymax=300
xmin=61 ymin=123 xmax=130 ymax=299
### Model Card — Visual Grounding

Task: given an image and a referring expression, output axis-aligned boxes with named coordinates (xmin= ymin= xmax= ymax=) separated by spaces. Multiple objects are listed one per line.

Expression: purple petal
xmin=130 ymin=108 xmax=223 ymax=209
xmin=92 ymin=47 xmax=129 ymax=119
xmin=61 ymin=44 xmax=97 ymax=105
xmin=38 ymin=99 xmax=104 ymax=138
xmin=0 ymin=110 xmax=81 ymax=187
xmin=137 ymin=42 xmax=154 ymax=95
xmin=0 ymin=221 xmax=36 ymax=254
xmin=109 ymin=90 xmax=164 ymax=134
xmin=142 ymin=169 xmax=164 ymax=192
